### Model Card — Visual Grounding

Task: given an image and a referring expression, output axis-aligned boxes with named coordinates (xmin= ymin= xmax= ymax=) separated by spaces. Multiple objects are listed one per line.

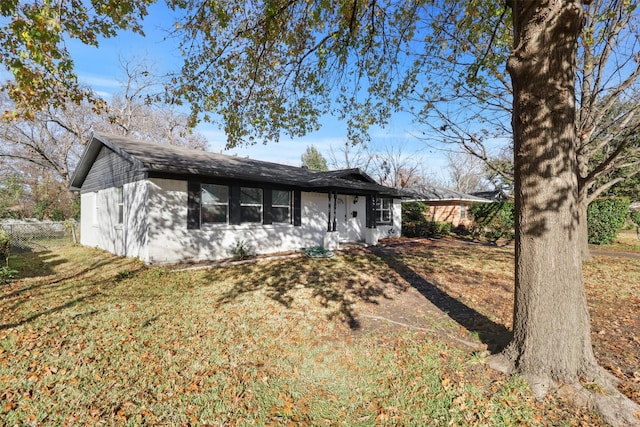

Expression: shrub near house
xmin=0 ymin=230 xmax=17 ymax=284
xmin=468 ymin=201 xmax=515 ymax=243
xmin=587 ymin=197 xmax=630 ymax=244
xmin=0 ymin=231 xmax=9 ymax=263
xmin=401 ymin=202 xmax=452 ymax=238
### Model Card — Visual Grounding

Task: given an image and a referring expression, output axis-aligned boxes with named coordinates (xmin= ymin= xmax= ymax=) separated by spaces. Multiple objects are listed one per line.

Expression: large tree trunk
xmin=503 ymin=0 xmax=597 ymax=386
xmin=577 ymin=190 xmax=591 ymax=261
xmin=491 ymin=2 xmax=640 ymax=424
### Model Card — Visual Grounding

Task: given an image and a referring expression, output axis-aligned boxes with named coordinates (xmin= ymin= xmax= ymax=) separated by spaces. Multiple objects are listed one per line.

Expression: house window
xmin=272 ymin=190 xmax=291 ymax=223
xmin=117 ymin=186 xmax=124 ymax=224
xmin=202 ymin=184 xmax=229 ymax=224
xmin=240 ymin=187 xmax=263 ymax=223
xmin=460 ymin=204 xmax=467 ymax=220
xmin=375 ymin=198 xmax=393 ymax=224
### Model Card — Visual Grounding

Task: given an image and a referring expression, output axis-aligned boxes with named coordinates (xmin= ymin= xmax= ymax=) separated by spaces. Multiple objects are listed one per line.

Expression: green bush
xmin=231 ymin=239 xmax=250 ymax=259
xmin=433 ymin=221 xmax=452 ymax=236
xmin=468 ymin=201 xmax=515 ymax=242
xmin=401 ymin=202 xmax=451 ymax=238
xmin=0 ymin=230 xmax=10 ymax=264
xmin=630 ymin=210 xmax=640 ymax=228
xmin=402 ymin=202 xmax=429 ymax=238
xmin=0 ymin=266 xmax=18 ymax=284
xmin=588 ymin=197 xmax=630 ymax=244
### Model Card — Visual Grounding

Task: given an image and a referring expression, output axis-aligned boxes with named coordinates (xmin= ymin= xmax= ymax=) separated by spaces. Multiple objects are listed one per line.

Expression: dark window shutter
xmin=366 ymin=195 xmax=376 ymax=228
xmin=293 ymin=190 xmax=302 ymax=226
xmin=263 ymin=187 xmax=273 ymax=225
xmin=229 ymin=185 xmax=241 ymax=225
xmin=187 ymin=180 xmax=201 ymax=230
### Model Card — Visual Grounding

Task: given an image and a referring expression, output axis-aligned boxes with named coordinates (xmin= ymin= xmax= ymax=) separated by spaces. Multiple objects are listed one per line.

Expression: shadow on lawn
xmin=0 ymin=254 xmax=143 ymax=331
xmin=211 ymin=254 xmax=411 ymax=330
xmin=368 ymin=246 xmax=512 ymax=353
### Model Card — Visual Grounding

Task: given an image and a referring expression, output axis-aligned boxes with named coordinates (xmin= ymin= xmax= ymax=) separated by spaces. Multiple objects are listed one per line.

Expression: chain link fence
xmin=0 ymin=220 xmax=78 ymax=252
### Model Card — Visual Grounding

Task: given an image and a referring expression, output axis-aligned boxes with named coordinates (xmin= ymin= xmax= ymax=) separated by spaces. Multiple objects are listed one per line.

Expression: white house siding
xmin=123 ymin=180 xmax=148 ymax=260
xmin=144 ymin=178 xmax=331 ymax=264
xmin=80 ymin=191 xmax=98 ymax=248
xmin=80 ymin=181 xmax=148 ymax=259
xmin=380 ymin=199 xmax=402 ymax=238
xmin=82 ymin=177 xmax=402 ymax=264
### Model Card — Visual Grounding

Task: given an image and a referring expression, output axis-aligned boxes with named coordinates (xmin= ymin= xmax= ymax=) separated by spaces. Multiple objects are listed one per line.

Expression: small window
xmin=117 ymin=187 xmax=124 ymax=224
xmin=202 ymin=184 xmax=229 ymax=224
xmin=240 ymin=187 xmax=263 ymax=223
xmin=375 ymin=198 xmax=393 ymax=225
xmin=460 ymin=204 xmax=467 ymax=220
xmin=272 ymin=190 xmax=291 ymax=223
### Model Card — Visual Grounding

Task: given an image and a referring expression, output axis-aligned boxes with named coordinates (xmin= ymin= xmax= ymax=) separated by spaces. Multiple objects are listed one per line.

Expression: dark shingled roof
xmin=70 ymin=133 xmax=405 ymax=196
xmin=407 ymin=186 xmax=491 ymax=203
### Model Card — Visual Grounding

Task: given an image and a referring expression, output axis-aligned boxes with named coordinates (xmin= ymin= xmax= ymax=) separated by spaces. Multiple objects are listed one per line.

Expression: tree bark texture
xmin=504 ymin=0 xmax=599 ymax=385
xmin=576 ymin=193 xmax=591 ymax=261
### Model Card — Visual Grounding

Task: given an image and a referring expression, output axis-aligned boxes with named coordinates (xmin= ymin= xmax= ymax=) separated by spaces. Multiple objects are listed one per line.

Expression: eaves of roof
xmin=70 ymin=133 xmax=403 ymax=197
xmin=406 ymin=187 xmax=492 ymax=203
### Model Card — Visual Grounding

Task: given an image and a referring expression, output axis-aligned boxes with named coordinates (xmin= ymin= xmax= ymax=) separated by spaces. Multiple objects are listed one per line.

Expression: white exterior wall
xmin=365 ymin=198 xmax=402 ymax=244
xmin=80 ymin=181 xmax=148 ymax=259
xmin=81 ymin=177 xmax=403 ymax=264
xmin=123 ymin=180 xmax=148 ymax=260
xmin=384 ymin=198 xmax=402 ymax=237
xmin=145 ymin=178 xmax=330 ymax=264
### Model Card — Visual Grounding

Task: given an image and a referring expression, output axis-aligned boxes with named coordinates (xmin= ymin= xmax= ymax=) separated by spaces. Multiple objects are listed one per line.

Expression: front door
xmin=337 ymin=195 xmax=364 ymax=242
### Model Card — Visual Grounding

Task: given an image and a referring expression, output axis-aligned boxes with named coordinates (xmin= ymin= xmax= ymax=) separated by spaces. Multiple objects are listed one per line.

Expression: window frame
xmin=271 ymin=189 xmax=292 ymax=224
xmin=375 ymin=197 xmax=393 ymax=225
xmin=116 ymin=186 xmax=124 ymax=224
xmin=240 ymin=186 xmax=263 ymax=223
xmin=188 ymin=181 xmax=301 ymax=229
xmin=201 ymin=183 xmax=229 ymax=224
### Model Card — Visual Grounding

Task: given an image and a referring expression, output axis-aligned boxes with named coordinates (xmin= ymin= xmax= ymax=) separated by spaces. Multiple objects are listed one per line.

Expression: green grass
xmin=0 ymin=245 xmax=598 ymax=425
xmin=595 ymin=229 xmax=640 ymax=252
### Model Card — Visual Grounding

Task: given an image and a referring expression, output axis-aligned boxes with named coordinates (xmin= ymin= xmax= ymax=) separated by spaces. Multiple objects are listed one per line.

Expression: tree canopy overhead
xmin=168 ymin=1 xmax=513 ymax=148
xmin=0 ymin=0 xmax=154 ymax=118
xmin=2 ymin=1 xmax=640 ymax=422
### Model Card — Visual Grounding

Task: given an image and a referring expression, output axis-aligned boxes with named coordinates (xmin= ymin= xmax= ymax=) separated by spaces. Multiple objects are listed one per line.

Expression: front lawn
xmin=2 ymin=242 xmax=633 ymax=425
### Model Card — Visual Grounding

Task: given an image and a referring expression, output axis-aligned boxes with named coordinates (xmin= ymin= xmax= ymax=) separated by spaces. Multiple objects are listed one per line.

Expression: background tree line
xmin=0 ymin=59 xmax=207 ymax=220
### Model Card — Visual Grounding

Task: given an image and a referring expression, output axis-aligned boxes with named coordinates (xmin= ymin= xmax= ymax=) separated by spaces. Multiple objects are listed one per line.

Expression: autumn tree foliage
xmin=0 ymin=0 xmax=154 ymax=118
xmin=1 ymin=0 xmax=639 ymax=423
xmin=0 ymin=60 xmax=206 ymax=219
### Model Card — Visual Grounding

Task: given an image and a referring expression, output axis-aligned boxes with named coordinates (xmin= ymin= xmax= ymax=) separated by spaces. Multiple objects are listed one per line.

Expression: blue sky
xmin=64 ymin=3 xmax=449 ymax=176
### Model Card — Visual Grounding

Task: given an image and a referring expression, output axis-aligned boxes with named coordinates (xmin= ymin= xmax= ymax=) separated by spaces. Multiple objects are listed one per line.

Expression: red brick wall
xmin=424 ymin=202 xmax=472 ymax=228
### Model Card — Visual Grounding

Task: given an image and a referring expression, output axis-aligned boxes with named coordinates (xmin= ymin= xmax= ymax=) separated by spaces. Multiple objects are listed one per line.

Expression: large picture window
xmin=271 ymin=190 xmax=291 ymax=223
xmin=240 ymin=187 xmax=263 ymax=223
xmin=375 ymin=198 xmax=393 ymax=225
xmin=202 ymin=184 xmax=229 ymax=224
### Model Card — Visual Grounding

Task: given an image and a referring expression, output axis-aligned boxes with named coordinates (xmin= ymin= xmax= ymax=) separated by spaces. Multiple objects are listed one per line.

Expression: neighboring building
xmin=407 ymin=186 xmax=491 ymax=228
xmin=70 ymin=133 xmax=403 ymax=264
xmin=470 ymin=189 xmax=510 ymax=202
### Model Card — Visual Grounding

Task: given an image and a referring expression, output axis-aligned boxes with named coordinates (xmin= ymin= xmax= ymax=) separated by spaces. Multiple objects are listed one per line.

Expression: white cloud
xmin=77 ymin=73 xmax=121 ymax=90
